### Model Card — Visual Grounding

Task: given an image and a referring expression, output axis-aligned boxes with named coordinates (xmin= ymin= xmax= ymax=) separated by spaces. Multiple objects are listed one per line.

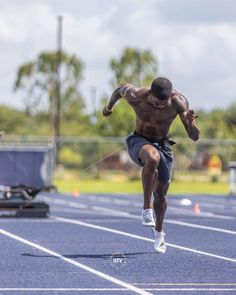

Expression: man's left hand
xmin=187 ymin=109 xmax=198 ymax=125
xmin=102 ymin=107 xmax=113 ymax=117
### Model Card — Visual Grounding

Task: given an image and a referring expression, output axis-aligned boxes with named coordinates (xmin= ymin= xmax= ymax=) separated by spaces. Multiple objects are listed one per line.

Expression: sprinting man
xmin=103 ymin=77 xmax=200 ymax=253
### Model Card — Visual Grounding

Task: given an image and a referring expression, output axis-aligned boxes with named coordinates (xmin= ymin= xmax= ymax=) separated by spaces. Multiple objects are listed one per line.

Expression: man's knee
xmin=153 ymin=192 xmax=166 ymax=202
xmin=139 ymin=146 xmax=160 ymax=170
xmin=145 ymin=155 xmax=160 ymax=171
xmin=153 ymin=182 xmax=170 ymax=199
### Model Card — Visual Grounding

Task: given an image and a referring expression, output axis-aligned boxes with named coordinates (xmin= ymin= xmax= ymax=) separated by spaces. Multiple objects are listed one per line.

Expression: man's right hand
xmin=102 ymin=107 xmax=113 ymax=117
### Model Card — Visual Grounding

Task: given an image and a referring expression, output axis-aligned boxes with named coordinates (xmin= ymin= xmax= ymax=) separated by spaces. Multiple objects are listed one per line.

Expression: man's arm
xmin=173 ymin=92 xmax=200 ymax=141
xmin=179 ymin=109 xmax=200 ymax=141
xmin=102 ymin=83 xmax=138 ymax=117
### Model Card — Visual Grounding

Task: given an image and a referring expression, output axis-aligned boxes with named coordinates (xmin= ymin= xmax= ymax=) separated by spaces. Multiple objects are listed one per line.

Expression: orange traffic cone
xmin=193 ymin=202 xmax=200 ymax=214
xmin=72 ymin=190 xmax=80 ymax=197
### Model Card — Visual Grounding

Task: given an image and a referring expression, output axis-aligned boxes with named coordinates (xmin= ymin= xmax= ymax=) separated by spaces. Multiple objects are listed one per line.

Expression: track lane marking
xmin=133 ymin=283 xmax=236 ymax=286
xmin=67 ymin=194 xmax=235 ymax=220
xmin=41 ymin=196 xmax=236 ymax=235
xmin=54 ymin=216 xmax=236 ymax=263
xmin=165 ymin=220 xmax=236 ymax=235
xmin=0 ymin=287 xmax=235 ymax=292
xmin=40 ymin=195 xmax=236 ymax=220
xmin=0 ymin=229 xmax=152 ymax=295
xmin=0 ymin=288 xmax=127 ymax=292
xmin=145 ymin=288 xmax=236 ymax=291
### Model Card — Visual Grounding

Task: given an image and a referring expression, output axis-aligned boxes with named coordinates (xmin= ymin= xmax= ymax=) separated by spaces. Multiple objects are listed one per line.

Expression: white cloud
xmin=0 ymin=0 xmax=235 ymax=111
xmin=154 ymin=0 xmax=236 ymax=23
xmin=214 ymin=24 xmax=236 ymax=53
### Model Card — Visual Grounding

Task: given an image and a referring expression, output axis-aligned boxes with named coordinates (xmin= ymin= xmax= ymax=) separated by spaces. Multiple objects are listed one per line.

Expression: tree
xmin=97 ymin=96 xmax=136 ymax=136
xmin=14 ymin=51 xmax=84 ymax=116
xmin=224 ymin=102 xmax=236 ymax=137
xmin=111 ymin=47 xmax=158 ymax=87
xmin=0 ymin=106 xmax=28 ymax=134
xmin=98 ymin=47 xmax=158 ymax=136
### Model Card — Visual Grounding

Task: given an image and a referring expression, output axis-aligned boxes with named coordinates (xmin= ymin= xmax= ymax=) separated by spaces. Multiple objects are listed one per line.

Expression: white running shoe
xmin=141 ymin=209 xmax=155 ymax=227
xmin=154 ymin=231 xmax=166 ymax=254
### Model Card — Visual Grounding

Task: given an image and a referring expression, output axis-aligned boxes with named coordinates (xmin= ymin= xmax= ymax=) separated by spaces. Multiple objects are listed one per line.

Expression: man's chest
xmin=133 ymin=103 xmax=177 ymax=124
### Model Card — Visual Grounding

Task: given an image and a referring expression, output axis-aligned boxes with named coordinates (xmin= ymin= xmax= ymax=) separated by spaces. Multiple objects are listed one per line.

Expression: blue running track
xmin=0 ymin=192 xmax=236 ymax=295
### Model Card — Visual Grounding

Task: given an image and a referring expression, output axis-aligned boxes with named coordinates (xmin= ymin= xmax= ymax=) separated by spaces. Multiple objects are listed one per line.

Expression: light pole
xmin=136 ymin=50 xmax=142 ymax=87
xmin=54 ymin=15 xmax=63 ymax=164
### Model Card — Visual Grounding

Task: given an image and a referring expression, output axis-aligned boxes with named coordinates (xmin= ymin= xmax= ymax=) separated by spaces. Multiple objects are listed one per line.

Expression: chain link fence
xmin=1 ymin=135 xmax=236 ymax=184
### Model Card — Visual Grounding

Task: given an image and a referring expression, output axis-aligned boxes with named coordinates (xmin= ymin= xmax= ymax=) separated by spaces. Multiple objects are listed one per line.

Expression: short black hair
xmin=151 ymin=77 xmax=172 ymax=100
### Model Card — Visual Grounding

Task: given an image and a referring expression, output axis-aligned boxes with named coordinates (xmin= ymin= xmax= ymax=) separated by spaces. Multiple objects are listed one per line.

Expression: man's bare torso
xmin=124 ymin=86 xmax=187 ymax=139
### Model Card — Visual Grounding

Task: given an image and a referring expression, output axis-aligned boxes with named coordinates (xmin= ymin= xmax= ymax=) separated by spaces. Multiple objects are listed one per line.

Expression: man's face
xmin=150 ymin=94 xmax=169 ymax=109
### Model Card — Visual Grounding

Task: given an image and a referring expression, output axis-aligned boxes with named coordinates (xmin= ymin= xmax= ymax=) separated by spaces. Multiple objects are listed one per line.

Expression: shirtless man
xmin=103 ymin=77 xmax=200 ymax=253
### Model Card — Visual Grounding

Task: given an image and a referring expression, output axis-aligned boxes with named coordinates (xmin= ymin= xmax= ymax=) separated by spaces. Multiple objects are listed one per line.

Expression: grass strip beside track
xmin=54 ymin=178 xmax=229 ymax=195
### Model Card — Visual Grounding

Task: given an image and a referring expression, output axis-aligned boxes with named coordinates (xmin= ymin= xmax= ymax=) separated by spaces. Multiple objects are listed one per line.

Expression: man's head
xmin=151 ymin=77 xmax=172 ymax=101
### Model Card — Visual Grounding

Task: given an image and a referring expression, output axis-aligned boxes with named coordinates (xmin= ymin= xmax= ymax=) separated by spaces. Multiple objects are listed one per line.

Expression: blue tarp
xmin=0 ymin=146 xmax=54 ymax=187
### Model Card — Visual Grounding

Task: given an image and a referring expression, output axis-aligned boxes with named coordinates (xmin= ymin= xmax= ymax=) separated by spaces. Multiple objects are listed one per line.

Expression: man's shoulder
xmin=137 ymin=87 xmax=149 ymax=98
xmin=170 ymin=90 xmax=188 ymax=112
xmin=118 ymin=83 xmax=137 ymax=97
xmin=118 ymin=84 xmax=149 ymax=101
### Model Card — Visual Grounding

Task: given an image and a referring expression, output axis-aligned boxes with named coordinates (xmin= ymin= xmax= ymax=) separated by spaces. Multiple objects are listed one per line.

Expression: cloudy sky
xmin=1 ymin=0 xmax=236 ymax=111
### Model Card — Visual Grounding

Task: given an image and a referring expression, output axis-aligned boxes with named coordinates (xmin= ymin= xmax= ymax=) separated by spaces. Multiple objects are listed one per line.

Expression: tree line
xmin=1 ymin=47 xmax=236 ymax=140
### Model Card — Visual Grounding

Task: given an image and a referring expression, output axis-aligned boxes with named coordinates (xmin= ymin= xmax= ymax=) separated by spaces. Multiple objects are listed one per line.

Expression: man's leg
xmin=138 ymin=145 xmax=161 ymax=210
xmin=152 ymin=178 xmax=170 ymax=253
xmin=153 ymin=180 xmax=170 ymax=232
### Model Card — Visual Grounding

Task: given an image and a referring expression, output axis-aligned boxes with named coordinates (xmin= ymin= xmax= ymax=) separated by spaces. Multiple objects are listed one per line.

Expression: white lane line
xmin=54 ymin=216 xmax=236 ymax=263
xmin=0 ymin=288 xmax=235 ymax=292
xmin=133 ymin=283 xmax=236 ymax=286
xmin=0 ymin=219 xmax=59 ymax=223
xmin=0 ymin=229 xmax=152 ymax=295
xmin=0 ymin=288 xmax=127 ymax=292
xmin=40 ymin=196 xmax=137 ymax=218
xmin=73 ymin=194 xmax=137 ymax=206
xmin=68 ymin=193 xmax=236 ymax=215
xmin=52 ymin=208 xmax=136 ymax=219
xmin=165 ymin=220 xmax=236 ymax=235
xmin=66 ymin=194 xmax=235 ymax=220
xmin=45 ymin=194 xmax=234 ymax=220
xmin=41 ymin=196 xmax=236 ymax=235
xmin=145 ymin=288 xmax=236 ymax=291
xmin=167 ymin=207 xmax=234 ymax=220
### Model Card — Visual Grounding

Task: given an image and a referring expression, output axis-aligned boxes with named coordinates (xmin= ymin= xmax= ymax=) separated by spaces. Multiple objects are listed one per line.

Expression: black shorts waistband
xmin=133 ymin=131 xmax=176 ymax=146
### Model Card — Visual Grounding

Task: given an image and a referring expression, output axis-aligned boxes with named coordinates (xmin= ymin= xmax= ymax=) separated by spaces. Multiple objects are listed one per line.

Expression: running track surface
xmin=0 ymin=192 xmax=236 ymax=295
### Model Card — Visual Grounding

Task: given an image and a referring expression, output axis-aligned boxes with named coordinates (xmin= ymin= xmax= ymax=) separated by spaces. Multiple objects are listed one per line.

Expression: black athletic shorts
xmin=125 ymin=132 xmax=174 ymax=183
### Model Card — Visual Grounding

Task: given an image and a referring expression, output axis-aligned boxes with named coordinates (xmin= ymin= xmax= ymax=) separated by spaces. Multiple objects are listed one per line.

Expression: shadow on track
xmin=22 ymin=251 xmax=155 ymax=259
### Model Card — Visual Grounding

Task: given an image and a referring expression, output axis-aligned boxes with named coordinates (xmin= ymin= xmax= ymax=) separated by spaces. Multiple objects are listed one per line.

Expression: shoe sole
xmin=141 ymin=222 xmax=155 ymax=227
xmin=154 ymin=246 xmax=166 ymax=254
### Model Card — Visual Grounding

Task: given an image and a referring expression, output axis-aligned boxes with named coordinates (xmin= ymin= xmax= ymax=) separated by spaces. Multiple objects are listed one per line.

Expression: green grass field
xmin=54 ymin=176 xmax=230 ymax=195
